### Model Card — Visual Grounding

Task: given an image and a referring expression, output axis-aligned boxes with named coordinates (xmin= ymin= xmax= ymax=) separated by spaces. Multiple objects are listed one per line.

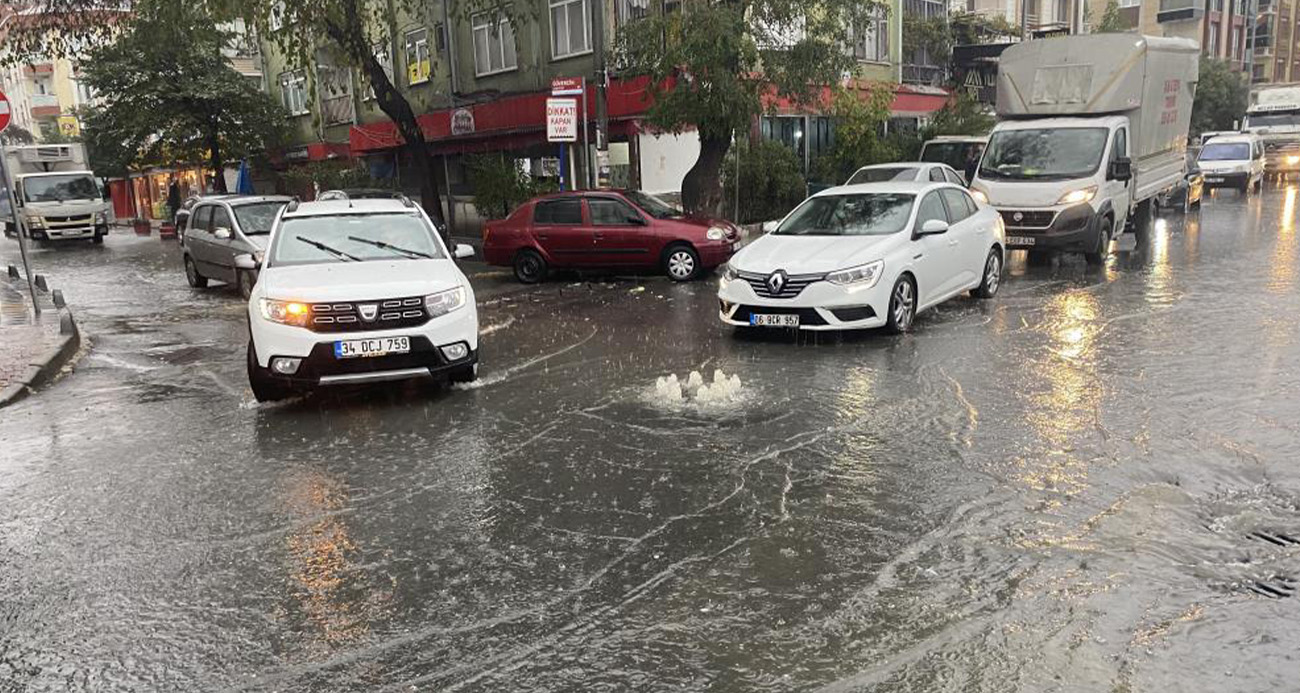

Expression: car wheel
xmin=663 ymin=244 xmax=700 ymax=282
xmin=184 ymin=255 xmax=208 ymax=288
xmin=247 ymin=341 xmax=294 ymax=403
xmin=449 ymin=363 xmax=478 ymax=384
xmin=1084 ymin=217 xmax=1112 ymax=266
xmin=238 ymin=269 xmax=256 ymax=299
xmin=513 ymin=249 xmax=547 ymax=284
xmin=885 ymin=275 xmax=916 ymax=335
xmin=973 ymin=248 xmax=1002 ymax=299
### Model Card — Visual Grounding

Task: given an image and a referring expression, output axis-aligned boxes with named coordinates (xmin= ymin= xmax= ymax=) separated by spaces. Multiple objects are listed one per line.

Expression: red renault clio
xmin=482 ymin=190 xmax=741 ymax=284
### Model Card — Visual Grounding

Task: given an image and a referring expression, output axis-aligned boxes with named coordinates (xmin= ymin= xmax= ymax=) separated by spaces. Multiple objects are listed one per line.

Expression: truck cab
xmin=1243 ymin=84 xmax=1300 ymax=180
xmin=2 ymin=145 xmax=110 ymax=244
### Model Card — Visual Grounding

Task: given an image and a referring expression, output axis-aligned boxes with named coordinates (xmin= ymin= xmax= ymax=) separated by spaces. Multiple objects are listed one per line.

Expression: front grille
xmin=308 ymin=296 xmax=429 ymax=333
xmin=737 ymin=270 xmax=824 ymax=299
xmin=999 ymin=209 xmax=1055 ymax=229
xmin=45 ymin=214 xmax=93 ymax=224
xmin=732 ymin=305 xmax=828 ymax=326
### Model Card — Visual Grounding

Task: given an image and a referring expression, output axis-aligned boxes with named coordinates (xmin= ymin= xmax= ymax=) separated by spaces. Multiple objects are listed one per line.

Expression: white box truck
xmin=2 ymin=143 xmax=111 ymax=244
xmin=1243 ymin=83 xmax=1300 ymax=180
xmin=970 ymin=34 xmax=1199 ymax=263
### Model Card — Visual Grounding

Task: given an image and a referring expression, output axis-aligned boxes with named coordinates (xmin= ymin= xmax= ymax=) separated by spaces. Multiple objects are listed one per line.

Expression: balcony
xmin=1157 ymin=0 xmax=1204 ymax=22
xmin=320 ymin=94 xmax=354 ymax=127
xmin=904 ymin=0 xmax=946 ymax=18
xmin=902 ymin=63 xmax=946 ymax=86
xmin=29 ymin=94 xmax=60 ymax=118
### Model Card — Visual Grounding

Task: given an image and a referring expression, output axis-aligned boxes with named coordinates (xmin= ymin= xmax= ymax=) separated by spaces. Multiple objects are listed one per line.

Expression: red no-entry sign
xmin=0 ymin=89 xmax=12 ymax=133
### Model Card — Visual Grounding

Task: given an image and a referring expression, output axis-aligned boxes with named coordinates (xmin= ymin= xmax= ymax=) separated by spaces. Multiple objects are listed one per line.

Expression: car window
xmin=944 ymin=169 xmax=965 ymax=186
xmin=939 ymin=189 xmax=974 ymax=223
xmin=915 ymin=192 xmax=948 ymax=228
xmin=845 ymin=167 xmax=918 ymax=185
xmin=233 ymin=202 xmax=286 ymax=235
xmin=211 ymin=207 xmax=233 ymax=232
xmin=192 ymin=205 xmax=213 ymax=232
xmin=773 ymin=193 xmax=915 ymax=237
xmin=928 ymin=168 xmax=946 ymax=182
xmin=534 ymin=199 xmax=583 ymax=225
xmin=1112 ymin=128 xmax=1127 ymax=162
xmin=589 ymin=198 xmax=643 ymax=226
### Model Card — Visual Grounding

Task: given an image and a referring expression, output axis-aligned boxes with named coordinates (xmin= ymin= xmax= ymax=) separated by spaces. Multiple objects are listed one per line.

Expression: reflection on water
xmin=1268 ymin=186 xmax=1296 ymax=294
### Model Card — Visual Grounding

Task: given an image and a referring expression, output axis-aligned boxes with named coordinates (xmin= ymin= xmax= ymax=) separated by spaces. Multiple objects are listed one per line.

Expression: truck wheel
xmin=1131 ymin=201 xmax=1154 ymax=245
xmin=92 ymin=231 xmax=105 ymax=245
xmin=1084 ymin=216 xmax=1112 ymax=266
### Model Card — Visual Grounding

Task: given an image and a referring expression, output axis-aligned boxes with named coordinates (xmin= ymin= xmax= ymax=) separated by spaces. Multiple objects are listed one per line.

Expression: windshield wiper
xmin=295 ymin=235 xmax=360 ymax=262
xmin=346 ymin=235 xmax=434 ymax=259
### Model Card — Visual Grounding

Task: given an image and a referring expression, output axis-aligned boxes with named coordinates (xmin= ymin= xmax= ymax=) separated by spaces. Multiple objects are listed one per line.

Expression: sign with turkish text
xmin=551 ymin=77 xmax=585 ymax=96
xmin=546 ymin=98 xmax=578 ymax=142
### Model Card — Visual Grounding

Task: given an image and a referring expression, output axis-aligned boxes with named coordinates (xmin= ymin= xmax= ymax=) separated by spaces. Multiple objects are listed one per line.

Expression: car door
xmin=588 ymin=196 xmax=653 ymax=267
xmin=940 ymin=188 xmax=983 ymax=289
xmin=1253 ymin=140 xmax=1266 ymax=184
xmin=185 ymin=204 xmax=215 ymax=266
xmin=1104 ymin=127 xmax=1131 ymax=231
xmin=531 ymin=198 xmax=597 ymax=267
xmin=206 ymin=205 xmax=238 ymax=283
xmin=911 ymin=191 xmax=960 ymax=305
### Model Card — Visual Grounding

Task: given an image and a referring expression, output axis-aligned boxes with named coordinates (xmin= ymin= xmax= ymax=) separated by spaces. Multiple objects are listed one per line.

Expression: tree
xmin=0 ymin=124 xmax=36 ymax=146
xmin=1191 ymin=57 xmax=1250 ymax=136
xmin=808 ymin=84 xmax=895 ymax=185
xmin=615 ymin=0 xmax=886 ymax=216
xmin=722 ymin=138 xmax=805 ymax=224
xmin=923 ymin=93 xmax=995 ymax=138
xmin=1092 ymin=0 xmax=1129 ymax=33
xmin=77 ymin=6 xmax=286 ymax=192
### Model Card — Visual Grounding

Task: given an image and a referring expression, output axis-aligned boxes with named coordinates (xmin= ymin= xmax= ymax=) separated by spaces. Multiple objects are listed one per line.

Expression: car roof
xmin=855 ymin=163 xmax=925 ymax=170
xmin=815 ymin=180 xmax=963 ymax=197
xmin=283 ymin=198 xmax=419 ymax=218
xmin=1203 ymin=134 xmax=1256 ymax=144
xmin=925 ymin=136 xmax=989 ymax=143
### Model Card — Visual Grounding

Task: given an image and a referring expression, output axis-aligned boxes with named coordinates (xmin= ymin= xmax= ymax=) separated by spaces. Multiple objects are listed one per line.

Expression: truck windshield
xmin=1199 ymin=143 xmax=1250 ymax=161
xmin=921 ymin=142 xmax=983 ymax=171
xmin=1245 ymin=112 xmax=1300 ymax=129
xmin=979 ymin=128 xmax=1109 ymax=181
xmin=23 ymin=174 xmax=100 ymax=202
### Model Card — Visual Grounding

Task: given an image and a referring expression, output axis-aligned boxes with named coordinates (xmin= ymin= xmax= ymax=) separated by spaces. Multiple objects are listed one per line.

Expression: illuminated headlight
xmin=259 ymin=298 xmax=311 ymax=326
xmin=706 ymin=226 xmax=728 ymax=241
xmin=969 ymin=189 xmax=989 ymax=205
xmin=424 ymin=286 xmax=467 ymax=318
xmin=825 ymin=260 xmax=884 ymax=288
xmin=27 ymin=217 xmax=44 ymax=229
xmin=719 ymin=263 xmax=739 ymax=281
xmin=1286 ymin=155 xmax=1300 ymax=165
xmin=1056 ymin=186 xmax=1097 ymax=205
xmin=94 ymin=211 xmax=108 ymax=224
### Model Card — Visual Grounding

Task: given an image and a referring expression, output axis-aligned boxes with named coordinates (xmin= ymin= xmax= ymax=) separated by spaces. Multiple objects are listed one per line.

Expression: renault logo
xmin=766 ymin=270 xmax=788 ymax=295
xmin=358 ymin=304 xmax=379 ymax=321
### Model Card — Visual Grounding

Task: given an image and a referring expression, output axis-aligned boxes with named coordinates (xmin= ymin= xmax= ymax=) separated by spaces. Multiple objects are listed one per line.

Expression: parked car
xmin=317 ymin=188 xmax=406 ymax=201
xmin=176 ymin=193 xmax=238 ymax=242
xmin=919 ymin=136 xmax=988 ymax=182
xmin=718 ymin=181 xmax=1004 ymax=333
xmin=182 ymin=195 xmax=293 ymax=298
xmin=845 ymin=162 xmax=968 ymax=187
xmin=482 ymin=190 xmax=740 ymax=284
xmin=1159 ymin=162 xmax=1204 ymax=213
xmin=241 ymin=198 xmax=478 ymax=402
xmin=1197 ymin=133 xmax=1266 ymax=194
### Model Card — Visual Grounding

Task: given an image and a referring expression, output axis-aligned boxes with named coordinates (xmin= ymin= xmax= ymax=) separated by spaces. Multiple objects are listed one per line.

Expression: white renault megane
xmin=718 ymin=181 xmax=1005 ymax=333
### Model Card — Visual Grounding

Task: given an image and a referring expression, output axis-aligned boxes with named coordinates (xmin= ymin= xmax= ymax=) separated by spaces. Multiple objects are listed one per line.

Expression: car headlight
xmin=1056 ymin=186 xmax=1097 ymax=205
xmin=707 ymin=226 xmax=728 ymax=241
xmin=720 ymin=263 xmax=739 ymax=282
xmin=1286 ymin=155 xmax=1299 ymax=165
xmin=969 ymin=189 xmax=989 ymax=205
xmin=825 ymin=260 xmax=884 ymax=288
xmin=424 ymin=286 xmax=467 ymax=318
xmin=259 ymin=298 xmax=311 ymax=327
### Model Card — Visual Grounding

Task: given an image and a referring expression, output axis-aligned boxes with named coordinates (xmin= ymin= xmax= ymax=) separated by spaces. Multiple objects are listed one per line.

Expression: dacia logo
xmin=358 ymin=304 xmax=379 ymax=321
xmin=766 ymin=270 xmax=787 ymax=295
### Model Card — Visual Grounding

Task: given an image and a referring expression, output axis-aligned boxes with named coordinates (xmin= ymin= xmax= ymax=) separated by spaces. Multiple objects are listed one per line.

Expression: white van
xmin=1197 ymin=134 xmax=1266 ymax=193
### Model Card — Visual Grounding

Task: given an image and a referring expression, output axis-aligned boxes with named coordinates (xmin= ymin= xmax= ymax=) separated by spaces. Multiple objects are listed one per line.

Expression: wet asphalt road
xmin=3 ymin=185 xmax=1300 ymax=692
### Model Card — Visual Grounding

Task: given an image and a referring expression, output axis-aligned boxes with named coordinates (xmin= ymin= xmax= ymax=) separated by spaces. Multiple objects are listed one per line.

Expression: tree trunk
xmin=681 ymin=130 xmax=732 ymax=217
xmin=209 ymin=132 xmax=227 ymax=193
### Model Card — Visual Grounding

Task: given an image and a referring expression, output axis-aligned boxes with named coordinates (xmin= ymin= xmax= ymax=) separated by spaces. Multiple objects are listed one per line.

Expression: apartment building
xmin=0 ymin=8 xmax=105 ymax=142
xmin=963 ymin=0 xmax=1086 ymax=33
xmin=1253 ymin=0 xmax=1300 ymax=82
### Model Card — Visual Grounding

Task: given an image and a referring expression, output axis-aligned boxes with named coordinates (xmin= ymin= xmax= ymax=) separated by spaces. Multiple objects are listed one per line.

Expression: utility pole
xmin=592 ymin=0 xmax=611 ymax=188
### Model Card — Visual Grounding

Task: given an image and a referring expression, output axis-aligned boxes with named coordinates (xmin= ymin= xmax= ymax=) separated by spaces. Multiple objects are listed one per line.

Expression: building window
xmin=434 ymin=23 xmax=448 ymax=52
xmin=318 ymin=65 xmax=353 ymax=126
xmin=1208 ymin=22 xmax=1220 ymax=55
xmin=405 ymin=28 xmax=431 ymax=85
xmin=364 ymin=41 xmax=393 ymax=101
xmin=851 ymin=9 xmax=889 ymax=63
xmin=550 ymin=0 xmax=592 ymax=59
xmin=279 ymin=70 xmax=308 ymax=116
xmin=1119 ymin=0 xmax=1139 ymax=6
xmin=615 ymin=0 xmax=650 ymax=26
xmin=472 ymin=11 xmax=518 ymax=76
xmin=73 ymin=78 xmax=95 ymax=105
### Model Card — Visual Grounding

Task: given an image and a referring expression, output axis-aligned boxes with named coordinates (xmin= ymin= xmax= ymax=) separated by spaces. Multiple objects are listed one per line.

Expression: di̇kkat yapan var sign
xmin=546 ymin=98 xmax=578 ymax=143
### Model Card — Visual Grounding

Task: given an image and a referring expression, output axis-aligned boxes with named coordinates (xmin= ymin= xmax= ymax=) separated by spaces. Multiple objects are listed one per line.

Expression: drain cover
xmin=1249 ymin=531 xmax=1300 ymax=547
xmin=1248 ymin=576 xmax=1296 ymax=599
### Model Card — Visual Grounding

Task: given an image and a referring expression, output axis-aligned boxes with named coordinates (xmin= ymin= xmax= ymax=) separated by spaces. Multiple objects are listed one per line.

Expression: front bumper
xmin=1201 ymin=171 xmax=1249 ymax=188
xmin=25 ymin=223 xmax=107 ymax=241
xmin=999 ymin=203 xmax=1098 ymax=251
xmin=717 ymin=276 xmax=888 ymax=331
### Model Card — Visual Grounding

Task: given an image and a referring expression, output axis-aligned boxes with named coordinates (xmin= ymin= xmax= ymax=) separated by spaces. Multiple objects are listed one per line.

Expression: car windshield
xmin=774 ymin=193 xmax=915 ymax=237
xmin=846 ymin=167 xmax=918 ymax=185
xmin=979 ymin=128 xmax=1109 ymax=180
xmin=233 ymin=202 xmax=287 ymax=235
xmin=269 ymin=212 xmax=444 ymax=266
xmin=1245 ymin=112 xmax=1300 ymax=128
xmin=22 ymin=174 xmax=100 ymax=202
xmin=1199 ymin=142 xmax=1251 ymax=161
xmin=920 ymin=142 xmax=982 ymax=170
xmin=622 ymin=190 xmax=682 ymax=219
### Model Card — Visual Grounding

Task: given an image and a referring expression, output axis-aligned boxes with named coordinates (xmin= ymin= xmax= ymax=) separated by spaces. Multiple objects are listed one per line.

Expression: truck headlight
xmin=826 ymin=260 xmax=884 ymax=288
xmin=94 ymin=211 xmax=108 ymax=224
xmin=27 ymin=217 xmax=44 ymax=229
xmin=424 ymin=286 xmax=467 ymax=318
xmin=259 ymin=299 xmax=311 ymax=327
xmin=1056 ymin=186 xmax=1097 ymax=205
xmin=706 ymin=226 xmax=728 ymax=241
xmin=970 ymin=189 xmax=989 ymax=205
xmin=1286 ymin=155 xmax=1300 ymax=166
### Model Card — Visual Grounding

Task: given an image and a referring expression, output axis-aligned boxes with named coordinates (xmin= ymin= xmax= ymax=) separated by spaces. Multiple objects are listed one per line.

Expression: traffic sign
xmin=0 ymin=89 xmax=12 ymax=133
xmin=546 ymin=98 xmax=578 ymax=142
xmin=551 ymin=77 xmax=585 ymax=96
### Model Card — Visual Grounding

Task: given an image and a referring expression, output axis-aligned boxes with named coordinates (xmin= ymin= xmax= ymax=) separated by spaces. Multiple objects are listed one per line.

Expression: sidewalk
xmin=0 ymin=271 xmax=80 ymax=407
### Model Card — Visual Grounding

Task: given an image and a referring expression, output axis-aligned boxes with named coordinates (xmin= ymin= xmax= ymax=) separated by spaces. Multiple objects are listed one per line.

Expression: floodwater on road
xmin=2 ymin=185 xmax=1300 ymax=692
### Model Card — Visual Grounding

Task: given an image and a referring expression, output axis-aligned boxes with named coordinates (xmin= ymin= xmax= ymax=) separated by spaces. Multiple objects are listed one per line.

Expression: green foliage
xmin=722 ymin=139 xmax=806 ymax=225
xmin=1191 ymin=57 xmax=1250 ymax=136
xmin=466 ymin=155 xmax=555 ymax=220
xmin=1092 ymin=0 xmax=1130 ymax=33
xmin=903 ymin=14 xmax=952 ymax=67
xmin=0 ymin=124 xmax=36 ymax=146
xmin=808 ymin=85 xmax=896 ymax=185
xmin=80 ymin=5 xmax=288 ymax=190
xmin=922 ymin=93 xmax=995 ymax=138
xmin=277 ymin=161 xmax=395 ymax=198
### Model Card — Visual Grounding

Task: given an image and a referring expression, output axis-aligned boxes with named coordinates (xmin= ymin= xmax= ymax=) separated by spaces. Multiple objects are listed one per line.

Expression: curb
xmin=0 ymin=270 xmax=83 ymax=409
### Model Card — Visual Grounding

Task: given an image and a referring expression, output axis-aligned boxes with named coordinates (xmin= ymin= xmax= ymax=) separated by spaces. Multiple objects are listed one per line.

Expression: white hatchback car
xmin=845 ymin=162 xmax=968 ymax=187
xmin=241 ymin=198 xmax=478 ymax=402
xmin=719 ymin=181 xmax=1005 ymax=333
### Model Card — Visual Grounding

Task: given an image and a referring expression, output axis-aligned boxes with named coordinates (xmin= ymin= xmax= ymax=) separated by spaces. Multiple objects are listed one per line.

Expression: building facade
xmin=1253 ymin=0 xmax=1299 ymax=83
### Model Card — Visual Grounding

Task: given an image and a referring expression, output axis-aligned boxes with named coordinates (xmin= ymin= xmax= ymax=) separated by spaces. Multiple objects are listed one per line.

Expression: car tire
xmin=184 ymin=255 xmax=208 ymax=288
xmin=513 ymin=249 xmax=547 ymax=284
xmin=973 ymin=248 xmax=1002 ymax=299
xmin=449 ymin=363 xmax=478 ymax=384
xmin=884 ymin=275 xmax=917 ymax=335
xmin=663 ymin=243 xmax=700 ymax=282
xmin=247 ymin=341 xmax=295 ymax=403
xmin=238 ymin=269 xmax=256 ymax=299
xmin=1084 ymin=216 xmax=1112 ymax=266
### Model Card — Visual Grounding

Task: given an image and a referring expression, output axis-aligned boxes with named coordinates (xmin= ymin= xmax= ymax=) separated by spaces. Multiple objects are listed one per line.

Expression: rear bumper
xmin=1201 ymin=172 xmax=1249 ymax=188
xmin=1001 ymin=203 xmax=1098 ymax=251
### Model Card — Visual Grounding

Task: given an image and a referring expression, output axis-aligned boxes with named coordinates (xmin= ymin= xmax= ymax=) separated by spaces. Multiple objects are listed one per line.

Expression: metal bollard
xmin=52 ymin=289 xmax=66 ymax=308
xmin=6 ymin=265 xmax=17 ymax=280
xmin=34 ymin=274 xmax=49 ymax=292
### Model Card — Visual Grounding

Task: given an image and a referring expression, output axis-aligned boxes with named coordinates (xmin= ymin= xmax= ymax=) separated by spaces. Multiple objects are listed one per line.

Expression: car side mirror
xmin=213 ymin=226 xmax=233 ymax=240
xmin=234 ymin=253 xmax=260 ymax=270
xmin=761 ymin=220 xmax=779 ymax=233
xmin=1109 ymin=157 xmax=1133 ymax=182
xmin=454 ymin=243 xmax=475 ymax=260
xmin=917 ymin=219 xmax=949 ymax=236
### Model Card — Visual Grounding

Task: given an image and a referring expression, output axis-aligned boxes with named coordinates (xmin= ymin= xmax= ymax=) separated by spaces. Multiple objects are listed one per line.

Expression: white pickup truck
xmin=970 ymin=34 xmax=1199 ymax=264
xmin=2 ymin=144 xmax=111 ymax=244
